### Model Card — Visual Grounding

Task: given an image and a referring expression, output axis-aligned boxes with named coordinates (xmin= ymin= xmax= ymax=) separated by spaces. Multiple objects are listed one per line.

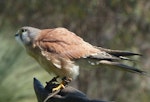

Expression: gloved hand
xmin=33 ymin=77 xmax=111 ymax=102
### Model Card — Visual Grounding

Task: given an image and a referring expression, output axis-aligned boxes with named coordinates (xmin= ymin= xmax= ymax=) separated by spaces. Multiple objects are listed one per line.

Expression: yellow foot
xmin=52 ymin=83 xmax=65 ymax=92
xmin=52 ymin=77 xmax=72 ymax=92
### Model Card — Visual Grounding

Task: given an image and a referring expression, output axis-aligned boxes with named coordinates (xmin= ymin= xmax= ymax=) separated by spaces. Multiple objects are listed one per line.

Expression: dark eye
xmin=21 ymin=29 xmax=27 ymax=32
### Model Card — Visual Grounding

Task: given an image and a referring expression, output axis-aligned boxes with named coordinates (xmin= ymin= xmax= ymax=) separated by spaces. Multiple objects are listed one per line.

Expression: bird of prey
xmin=15 ymin=26 xmax=146 ymax=91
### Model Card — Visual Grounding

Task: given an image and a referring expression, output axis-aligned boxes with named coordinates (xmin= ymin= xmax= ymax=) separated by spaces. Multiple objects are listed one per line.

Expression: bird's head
xmin=15 ymin=26 xmax=41 ymax=46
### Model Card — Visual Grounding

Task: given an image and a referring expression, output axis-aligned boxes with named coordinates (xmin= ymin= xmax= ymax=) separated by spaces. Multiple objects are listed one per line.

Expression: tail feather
xmin=99 ymin=60 xmax=146 ymax=75
xmin=88 ymin=47 xmax=148 ymax=76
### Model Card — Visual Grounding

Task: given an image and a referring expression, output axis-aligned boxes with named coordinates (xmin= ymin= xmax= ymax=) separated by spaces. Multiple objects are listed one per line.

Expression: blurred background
xmin=0 ymin=0 xmax=150 ymax=102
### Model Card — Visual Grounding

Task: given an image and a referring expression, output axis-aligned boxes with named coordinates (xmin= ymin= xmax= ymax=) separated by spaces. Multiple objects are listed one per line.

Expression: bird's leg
xmin=52 ymin=77 xmax=72 ymax=92
xmin=46 ymin=76 xmax=59 ymax=85
xmin=45 ymin=76 xmax=60 ymax=92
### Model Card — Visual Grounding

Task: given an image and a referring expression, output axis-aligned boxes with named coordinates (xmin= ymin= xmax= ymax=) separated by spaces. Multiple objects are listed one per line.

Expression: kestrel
xmin=15 ymin=26 xmax=145 ymax=91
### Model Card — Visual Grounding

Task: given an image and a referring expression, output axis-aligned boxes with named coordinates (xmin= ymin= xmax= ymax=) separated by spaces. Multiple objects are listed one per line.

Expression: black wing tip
xmin=116 ymin=51 xmax=142 ymax=56
xmin=100 ymin=48 xmax=142 ymax=57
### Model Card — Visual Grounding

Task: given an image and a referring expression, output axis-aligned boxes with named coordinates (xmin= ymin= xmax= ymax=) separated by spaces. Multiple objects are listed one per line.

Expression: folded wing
xmin=34 ymin=27 xmax=146 ymax=75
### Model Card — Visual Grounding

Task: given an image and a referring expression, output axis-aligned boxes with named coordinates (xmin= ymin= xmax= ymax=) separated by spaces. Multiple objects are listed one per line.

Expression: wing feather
xmin=32 ymin=27 xmax=147 ymax=76
xmin=34 ymin=28 xmax=100 ymax=60
xmin=96 ymin=47 xmax=142 ymax=56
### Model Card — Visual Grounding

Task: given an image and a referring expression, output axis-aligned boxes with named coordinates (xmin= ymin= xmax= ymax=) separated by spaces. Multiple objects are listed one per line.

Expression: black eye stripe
xmin=19 ymin=28 xmax=28 ymax=41
xmin=20 ymin=32 xmax=23 ymax=41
